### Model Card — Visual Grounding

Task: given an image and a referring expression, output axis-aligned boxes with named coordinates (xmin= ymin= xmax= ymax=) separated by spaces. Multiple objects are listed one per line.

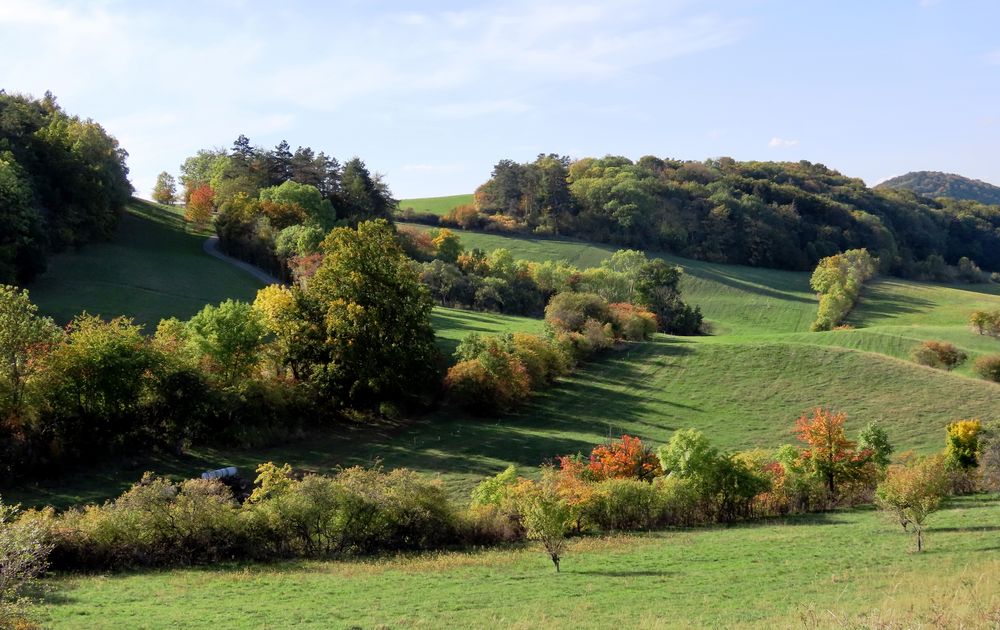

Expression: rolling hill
xmin=877 ymin=171 xmax=1000 ymax=205
xmin=9 ymin=199 xmax=999 ymax=508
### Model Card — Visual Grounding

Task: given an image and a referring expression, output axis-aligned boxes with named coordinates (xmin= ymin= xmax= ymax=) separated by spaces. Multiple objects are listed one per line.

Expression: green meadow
xmin=40 ymin=495 xmax=1000 ymax=629
xmin=398 ymin=193 xmax=475 ymax=216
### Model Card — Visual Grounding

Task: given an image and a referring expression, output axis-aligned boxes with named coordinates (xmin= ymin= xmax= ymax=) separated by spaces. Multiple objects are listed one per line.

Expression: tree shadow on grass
xmin=848 ymin=282 xmax=938 ymax=326
xmin=686 ymin=264 xmax=814 ymax=305
xmin=933 ymin=525 xmax=1000 ymax=533
xmin=570 ymin=569 xmax=674 ymax=577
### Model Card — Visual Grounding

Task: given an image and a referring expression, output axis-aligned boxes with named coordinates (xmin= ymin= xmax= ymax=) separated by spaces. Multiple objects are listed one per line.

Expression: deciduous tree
xmin=875 ymin=455 xmax=948 ymax=552
xmin=152 ymin=171 xmax=177 ymax=204
xmin=795 ymin=408 xmax=872 ymax=497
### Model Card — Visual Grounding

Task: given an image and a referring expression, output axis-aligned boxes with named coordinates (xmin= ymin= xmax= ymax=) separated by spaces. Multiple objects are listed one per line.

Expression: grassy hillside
xmin=29 ymin=200 xmax=263 ymax=330
xmin=403 ymin=223 xmax=818 ymax=335
xmin=402 ymin=223 xmax=1000 ymax=340
xmin=9 ymin=212 xmax=999 ymax=509
xmin=399 ymin=193 xmax=475 ymax=216
xmin=41 ymin=495 xmax=1000 ymax=628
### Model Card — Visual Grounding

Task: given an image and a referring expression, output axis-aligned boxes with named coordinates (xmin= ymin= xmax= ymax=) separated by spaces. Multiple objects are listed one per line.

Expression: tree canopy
xmin=469 ymin=154 xmax=1000 ymax=276
xmin=0 ymin=91 xmax=132 ymax=282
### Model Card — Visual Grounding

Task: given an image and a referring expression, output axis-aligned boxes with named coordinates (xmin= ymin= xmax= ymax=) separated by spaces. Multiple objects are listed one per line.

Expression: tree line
xmin=154 ymin=135 xmax=396 ymax=279
xmin=402 ymin=154 xmax=1000 ymax=279
xmin=0 ymin=91 xmax=132 ymax=283
xmin=401 ymin=227 xmax=702 ymax=333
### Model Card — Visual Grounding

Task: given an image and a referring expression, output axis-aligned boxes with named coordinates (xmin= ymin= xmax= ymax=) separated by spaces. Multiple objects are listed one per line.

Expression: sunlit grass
xmin=39 ymin=495 xmax=1000 ymax=629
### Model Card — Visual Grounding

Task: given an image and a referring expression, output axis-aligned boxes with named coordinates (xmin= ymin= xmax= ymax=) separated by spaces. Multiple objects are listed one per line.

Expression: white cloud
xmin=768 ymin=137 xmax=799 ymax=148
xmin=0 ymin=0 xmax=748 ymax=195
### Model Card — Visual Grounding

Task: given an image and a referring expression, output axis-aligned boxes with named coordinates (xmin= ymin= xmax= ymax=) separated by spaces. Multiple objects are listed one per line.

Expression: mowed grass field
xmin=398 ymin=193 xmax=475 ymax=216
xmin=29 ymin=200 xmax=263 ymax=330
xmin=40 ymin=495 xmax=1000 ymax=628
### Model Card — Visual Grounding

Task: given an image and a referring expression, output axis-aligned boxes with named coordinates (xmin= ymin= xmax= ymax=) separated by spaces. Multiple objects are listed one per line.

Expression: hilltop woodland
xmin=0 ymin=92 xmax=132 ymax=283
xmin=400 ymin=155 xmax=1000 ymax=281
xmin=877 ymin=170 xmax=1000 ymax=206
xmin=178 ymin=136 xmax=395 ymax=280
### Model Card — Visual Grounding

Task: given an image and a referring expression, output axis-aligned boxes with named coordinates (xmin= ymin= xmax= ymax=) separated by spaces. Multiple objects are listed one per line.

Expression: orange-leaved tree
xmin=588 ymin=434 xmax=661 ymax=482
xmin=185 ymin=184 xmax=215 ymax=229
xmin=795 ymin=407 xmax=872 ymax=497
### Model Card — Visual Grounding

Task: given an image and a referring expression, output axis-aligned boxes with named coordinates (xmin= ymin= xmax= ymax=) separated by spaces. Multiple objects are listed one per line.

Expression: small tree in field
xmin=858 ymin=420 xmax=893 ymax=470
xmin=875 ymin=456 xmax=948 ymax=552
xmin=944 ymin=419 xmax=981 ymax=471
xmin=969 ymin=310 xmax=1000 ymax=337
xmin=519 ymin=476 xmax=571 ymax=572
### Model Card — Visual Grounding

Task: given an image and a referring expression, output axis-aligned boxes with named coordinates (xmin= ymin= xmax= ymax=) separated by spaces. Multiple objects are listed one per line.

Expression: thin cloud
xmin=768 ymin=137 xmax=799 ymax=149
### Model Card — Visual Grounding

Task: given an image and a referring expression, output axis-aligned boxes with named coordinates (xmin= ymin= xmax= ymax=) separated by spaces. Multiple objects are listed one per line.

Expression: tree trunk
xmin=916 ymin=528 xmax=923 ymax=552
xmin=551 ymin=553 xmax=560 ymax=572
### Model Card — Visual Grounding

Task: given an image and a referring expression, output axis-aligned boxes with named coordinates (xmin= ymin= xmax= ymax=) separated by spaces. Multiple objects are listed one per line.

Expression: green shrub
xmin=652 ymin=476 xmax=704 ymax=526
xmin=56 ymin=475 xmax=242 ymax=570
xmin=0 ymin=499 xmax=52 ymax=628
xmin=910 ymin=340 xmax=967 ymax=370
xmin=974 ymin=354 xmax=1000 ymax=382
xmin=544 ymin=292 xmax=611 ymax=333
xmin=586 ymin=478 xmax=663 ymax=531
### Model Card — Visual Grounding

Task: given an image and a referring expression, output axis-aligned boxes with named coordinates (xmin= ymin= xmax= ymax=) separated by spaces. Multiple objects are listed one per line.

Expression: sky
xmin=1 ymin=0 xmax=998 ymax=199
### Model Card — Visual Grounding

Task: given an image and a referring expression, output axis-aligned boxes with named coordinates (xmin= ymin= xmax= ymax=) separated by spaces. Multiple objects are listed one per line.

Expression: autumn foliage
xmin=795 ymin=407 xmax=873 ymax=496
xmin=587 ymin=434 xmax=661 ymax=482
xmin=185 ymin=184 xmax=215 ymax=228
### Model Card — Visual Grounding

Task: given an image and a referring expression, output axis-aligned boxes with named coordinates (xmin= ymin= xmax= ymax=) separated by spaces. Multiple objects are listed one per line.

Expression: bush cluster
xmin=445 ymin=333 xmax=571 ymax=413
xmin=910 ymin=340 xmax=967 ymax=370
xmin=810 ymin=249 xmax=878 ymax=331
xmin=17 ymin=464 xmax=464 ymax=572
xmin=444 ymin=292 xmax=660 ymax=413
xmin=404 ymin=231 xmax=702 ymax=334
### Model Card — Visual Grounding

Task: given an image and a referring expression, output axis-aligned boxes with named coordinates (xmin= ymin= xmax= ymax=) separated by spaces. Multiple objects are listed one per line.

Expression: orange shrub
xmin=588 ymin=435 xmax=661 ymax=482
xmin=608 ymin=303 xmax=658 ymax=341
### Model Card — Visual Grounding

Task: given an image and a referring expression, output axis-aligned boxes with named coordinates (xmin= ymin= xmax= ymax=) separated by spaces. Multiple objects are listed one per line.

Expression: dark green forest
xmin=461 ymin=155 xmax=1000 ymax=276
xmin=877 ymin=170 xmax=1000 ymax=206
xmin=0 ymin=92 xmax=132 ymax=283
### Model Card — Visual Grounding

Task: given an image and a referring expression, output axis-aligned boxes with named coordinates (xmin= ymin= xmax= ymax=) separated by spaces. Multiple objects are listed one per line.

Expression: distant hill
xmin=877 ymin=171 xmax=1000 ymax=205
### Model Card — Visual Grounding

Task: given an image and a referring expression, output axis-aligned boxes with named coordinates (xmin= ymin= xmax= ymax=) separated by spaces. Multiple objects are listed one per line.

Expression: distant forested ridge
xmin=0 ymin=91 xmax=132 ymax=283
xmin=461 ymin=156 xmax=1000 ymax=276
xmin=876 ymin=171 xmax=1000 ymax=206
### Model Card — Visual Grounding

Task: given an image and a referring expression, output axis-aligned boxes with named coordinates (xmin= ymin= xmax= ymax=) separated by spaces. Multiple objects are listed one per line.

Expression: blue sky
xmin=2 ymin=0 xmax=998 ymax=199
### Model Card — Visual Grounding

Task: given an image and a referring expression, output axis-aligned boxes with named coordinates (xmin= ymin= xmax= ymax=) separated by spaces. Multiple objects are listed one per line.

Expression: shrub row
xmin=810 ymin=248 xmax=878 ymax=331
xmin=5 ymin=414 xmax=997 ymax=581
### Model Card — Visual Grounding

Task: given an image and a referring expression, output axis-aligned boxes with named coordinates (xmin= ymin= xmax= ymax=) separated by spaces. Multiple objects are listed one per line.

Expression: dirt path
xmin=202 ymin=236 xmax=282 ymax=286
